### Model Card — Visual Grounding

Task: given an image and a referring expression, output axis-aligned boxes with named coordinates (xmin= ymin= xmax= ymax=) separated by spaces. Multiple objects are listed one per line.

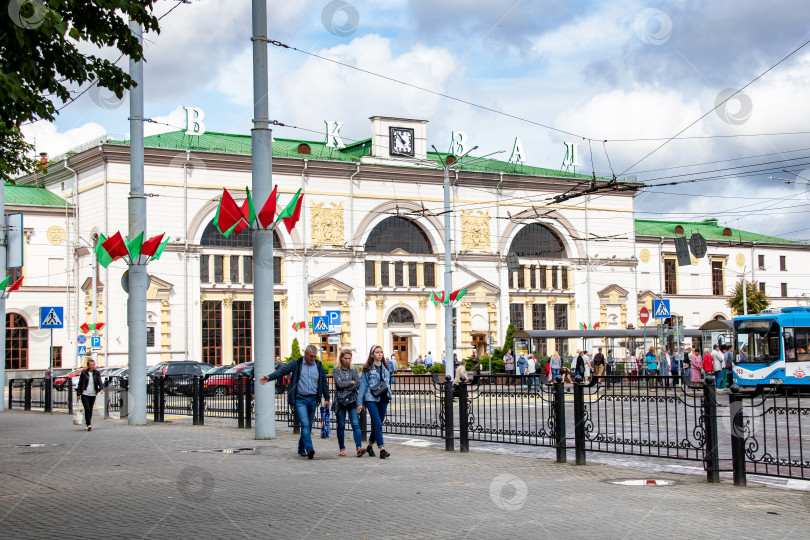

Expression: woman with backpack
xmin=357 ymin=345 xmax=392 ymax=459
xmin=332 ymin=349 xmax=365 ymax=457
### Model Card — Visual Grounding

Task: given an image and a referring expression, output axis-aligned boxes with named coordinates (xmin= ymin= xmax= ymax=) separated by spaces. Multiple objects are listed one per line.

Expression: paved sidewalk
xmin=0 ymin=411 xmax=807 ymax=539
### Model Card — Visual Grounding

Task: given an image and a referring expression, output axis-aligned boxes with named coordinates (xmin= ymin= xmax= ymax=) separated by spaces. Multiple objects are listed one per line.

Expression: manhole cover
xmin=0 ymin=443 xmax=59 ymax=448
xmin=182 ymin=448 xmax=257 ymax=455
xmin=605 ymin=479 xmax=678 ymax=486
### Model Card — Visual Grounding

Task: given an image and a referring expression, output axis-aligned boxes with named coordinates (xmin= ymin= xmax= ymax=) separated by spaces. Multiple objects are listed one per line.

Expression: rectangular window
xmin=243 ymin=256 xmax=253 ymax=284
xmin=509 ymin=303 xmax=524 ymax=330
xmin=146 ymin=327 xmax=155 ymax=348
xmin=52 ymin=346 xmax=62 ymax=368
xmin=381 ymin=262 xmax=390 ymax=286
xmin=554 ymin=303 xmax=569 ymax=358
xmin=780 ymin=256 xmax=787 ymax=271
xmin=781 ymin=283 xmax=788 ymax=297
xmin=532 ymin=304 xmax=547 ymax=330
xmin=230 ymin=255 xmax=240 ymax=283
xmin=561 ymin=267 xmax=569 ymax=289
xmin=758 ymin=254 xmax=765 ymax=270
xmin=664 ymin=259 xmax=677 ymax=294
xmin=233 ymin=301 xmax=252 ymax=364
xmin=784 ymin=328 xmax=810 ymax=363
xmin=200 ymin=255 xmax=210 ymax=283
xmin=213 ymin=255 xmax=224 ymax=283
xmin=759 ymin=282 xmax=765 ymax=293
xmin=274 ymin=256 xmax=281 ymax=284
xmin=394 ymin=261 xmax=404 ymax=287
xmin=535 ymin=338 xmax=548 ymax=358
xmin=202 ymin=300 xmax=222 ymax=365
xmin=539 ymin=266 xmax=547 ymax=289
xmin=424 ymin=262 xmax=435 ymax=288
xmin=555 ymin=338 xmax=569 ymax=358
xmin=711 ymin=261 xmax=724 ymax=296
xmin=365 ymin=260 xmax=375 ymax=286
xmin=530 ymin=265 xmax=537 ymax=289
xmin=408 ymin=262 xmax=417 ymax=287
xmin=551 ymin=266 xmax=559 ymax=289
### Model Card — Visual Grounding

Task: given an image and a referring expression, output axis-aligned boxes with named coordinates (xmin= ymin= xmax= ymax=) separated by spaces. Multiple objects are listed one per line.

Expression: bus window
xmin=784 ymin=327 xmax=810 ymax=362
xmin=734 ymin=319 xmax=780 ymax=364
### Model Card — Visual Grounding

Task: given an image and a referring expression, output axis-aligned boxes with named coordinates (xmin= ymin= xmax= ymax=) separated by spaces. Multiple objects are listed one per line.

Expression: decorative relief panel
xmin=460 ymin=209 xmax=490 ymax=252
xmin=311 ymin=201 xmax=344 ymax=247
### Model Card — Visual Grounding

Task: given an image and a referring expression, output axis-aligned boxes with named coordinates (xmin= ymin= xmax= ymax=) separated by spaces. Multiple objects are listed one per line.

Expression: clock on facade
xmin=389 ymin=127 xmax=415 ymax=157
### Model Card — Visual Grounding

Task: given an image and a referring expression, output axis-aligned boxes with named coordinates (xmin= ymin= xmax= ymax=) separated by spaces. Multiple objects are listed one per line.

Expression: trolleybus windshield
xmin=734 ymin=319 xmax=780 ymax=364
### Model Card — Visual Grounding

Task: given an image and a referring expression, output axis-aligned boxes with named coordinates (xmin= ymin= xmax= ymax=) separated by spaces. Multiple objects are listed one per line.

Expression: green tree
xmin=727 ymin=279 xmax=769 ymax=315
xmin=1 ymin=1 xmax=161 ymax=182
xmin=287 ymin=337 xmax=302 ymax=361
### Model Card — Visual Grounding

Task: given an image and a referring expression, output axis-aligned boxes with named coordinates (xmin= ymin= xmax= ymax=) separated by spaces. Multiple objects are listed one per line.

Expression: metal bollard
xmin=458 ymin=378 xmax=469 ymax=453
xmin=7 ymin=379 xmax=12 ymax=410
xmin=119 ymin=378 xmax=128 ymax=419
xmin=236 ymin=376 xmax=245 ymax=429
xmin=444 ymin=376 xmax=454 ymax=452
xmin=24 ymin=379 xmax=32 ymax=411
xmin=152 ymin=377 xmax=161 ymax=423
xmin=554 ymin=377 xmax=567 ymax=463
xmin=197 ymin=376 xmax=205 ymax=426
xmin=245 ymin=376 xmax=253 ymax=429
xmin=44 ymin=380 xmax=51 ymax=413
xmin=68 ymin=383 xmax=73 ymax=414
xmin=729 ymin=386 xmax=747 ymax=486
xmin=702 ymin=376 xmax=720 ymax=483
xmin=192 ymin=376 xmax=200 ymax=425
xmin=573 ymin=376 xmax=586 ymax=465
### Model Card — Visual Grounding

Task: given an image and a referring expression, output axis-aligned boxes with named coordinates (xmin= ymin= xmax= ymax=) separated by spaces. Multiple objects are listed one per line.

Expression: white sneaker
xmin=87 ymin=425 xmax=92 ymax=431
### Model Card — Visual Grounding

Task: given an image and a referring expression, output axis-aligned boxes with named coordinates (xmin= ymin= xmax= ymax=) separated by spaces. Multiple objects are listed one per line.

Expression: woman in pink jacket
xmin=690 ymin=349 xmax=703 ymax=384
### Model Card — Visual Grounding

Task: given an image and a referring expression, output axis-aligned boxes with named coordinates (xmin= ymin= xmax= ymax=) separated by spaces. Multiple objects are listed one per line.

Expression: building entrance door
xmin=320 ymin=335 xmax=337 ymax=362
xmin=392 ymin=335 xmax=409 ymax=367
xmin=471 ymin=333 xmax=486 ymax=357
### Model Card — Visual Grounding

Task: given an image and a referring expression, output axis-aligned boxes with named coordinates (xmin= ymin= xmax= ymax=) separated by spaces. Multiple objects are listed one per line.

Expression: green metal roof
xmin=4 ymin=183 xmax=69 ymax=207
xmin=635 ymin=218 xmax=803 ymax=245
xmin=106 ymin=130 xmax=614 ymax=182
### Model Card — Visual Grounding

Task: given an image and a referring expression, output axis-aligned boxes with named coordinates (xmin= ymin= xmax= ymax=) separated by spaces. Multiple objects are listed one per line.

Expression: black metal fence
xmin=7 ymin=378 xmax=73 ymax=413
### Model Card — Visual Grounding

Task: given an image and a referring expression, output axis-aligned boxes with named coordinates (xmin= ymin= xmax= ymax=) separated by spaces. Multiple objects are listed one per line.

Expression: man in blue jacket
xmin=260 ymin=345 xmax=330 ymax=459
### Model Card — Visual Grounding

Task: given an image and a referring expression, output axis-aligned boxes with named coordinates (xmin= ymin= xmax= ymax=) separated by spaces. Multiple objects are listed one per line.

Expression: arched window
xmin=200 ymin=221 xmax=281 ymax=249
xmin=365 ymin=217 xmax=432 ymax=254
xmin=509 ymin=224 xmax=566 ymax=259
xmin=387 ymin=307 xmax=415 ymax=324
xmin=6 ymin=313 xmax=28 ymax=369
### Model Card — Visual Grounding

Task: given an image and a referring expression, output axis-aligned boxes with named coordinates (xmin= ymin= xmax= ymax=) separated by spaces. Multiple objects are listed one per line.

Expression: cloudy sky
xmin=22 ymin=0 xmax=810 ymax=241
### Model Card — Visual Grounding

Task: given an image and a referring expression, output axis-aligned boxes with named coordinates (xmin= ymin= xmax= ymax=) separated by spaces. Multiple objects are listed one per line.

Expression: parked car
xmin=203 ymin=362 xmax=254 ymax=397
xmin=54 ymin=367 xmax=86 ymax=391
xmin=149 ymin=361 xmax=215 ymax=396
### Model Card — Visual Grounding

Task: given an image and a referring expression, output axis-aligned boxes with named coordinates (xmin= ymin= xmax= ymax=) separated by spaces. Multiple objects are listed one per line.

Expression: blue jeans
xmin=526 ymin=375 xmax=537 ymax=390
xmin=714 ymin=371 xmax=723 ymax=389
xmin=551 ymin=368 xmax=560 ymax=382
xmin=336 ymin=404 xmax=362 ymax=450
xmin=365 ymin=400 xmax=388 ymax=448
xmin=294 ymin=394 xmax=318 ymax=454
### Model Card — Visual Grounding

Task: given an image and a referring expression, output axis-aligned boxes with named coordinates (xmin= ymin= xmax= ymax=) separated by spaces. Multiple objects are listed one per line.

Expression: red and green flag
xmin=102 ymin=232 xmax=129 ymax=262
xmin=257 ymin=185 xmax=279 ymax=229
xmin=6 ymin=276 xmax=23 ymax=292
xmin=126 ymin=232 xmax=144 ymax=260
xmin=81 ymin=322 xmax=106 ymax=334
xmin=151 ymin=236 xmax=170 ymax=261
xmin=449 ymin=288 xmax=468 ymax=302
xmin=141 ymin=233 xmax=165 ymax=258
xmin=291 ymin=321 xmax=306 ymax=332
xmin=272 ymin=188 xmax=303 ymax=233
xmin=241 ymin=187 xmax=257 ymax=227
xmin=0 ymin=275 xmax=10 ymax=291
xmin=215 ymin=188 xmax=248 ymax=237
xmin=430 ymin=291 xmax=445 ymax=305
xmin=94 ymin=234 xmax=115 ymax=268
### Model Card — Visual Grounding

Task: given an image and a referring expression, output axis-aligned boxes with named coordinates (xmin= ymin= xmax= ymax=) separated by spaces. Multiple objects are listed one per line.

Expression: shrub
xmin=287 ymin=337 xmax=301 ymax=362
xmin=411 ymin=365 xmax=427 ymax=375
xmin=428 ymin=363 xmax=446 ymax=374
xmin=322 ymin=361 xmax=334 ymax=374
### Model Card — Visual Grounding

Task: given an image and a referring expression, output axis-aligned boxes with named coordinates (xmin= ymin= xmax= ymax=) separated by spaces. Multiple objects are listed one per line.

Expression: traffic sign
xmin=40 ymin=307 xmax=64 ymax=329
xmin=77 ymin=335 xmax=87 ymax=345
xmin=639 ymin=307 xmax=650 ymax=325
xmin=653 ymin=299 xmax=671 ymax=319
xmin=326 ymin=310 xmax=341 ymax=327
xmin=91 ymin=336 xmax=101 ymax=348
xmin=327 ymin=335 xmax=340 ymax=345
xmin=312 ymin=316 xmax=329 ymax=333
xmin=78 ymin=345 xmax=87 ymax=356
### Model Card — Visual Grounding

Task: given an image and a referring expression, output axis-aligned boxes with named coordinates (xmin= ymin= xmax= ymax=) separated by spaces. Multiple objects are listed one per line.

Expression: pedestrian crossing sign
xmin=653 ymin=299 xmax=671 ymax=319
xmin=40 ymin=306 xmax=64 ymax=329
xmin=312 ymin=316 xmax=329 ymax=333
xmin=78 ymin=345 xmax=87 ymax=356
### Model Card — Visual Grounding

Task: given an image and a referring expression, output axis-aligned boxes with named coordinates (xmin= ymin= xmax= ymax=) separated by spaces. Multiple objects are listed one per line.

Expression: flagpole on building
xmin=251 ymin=0 xmax=276 ymax=439
xmin=127 ymin=17 xmax=148 ymax=425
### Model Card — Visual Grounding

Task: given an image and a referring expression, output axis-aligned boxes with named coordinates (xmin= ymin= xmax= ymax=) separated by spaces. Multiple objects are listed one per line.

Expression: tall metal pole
xmin=0 ymin=182 xmax=6 ymax=412
xmin=91 ymin=255 xmax=98 ymax=365
xmin=127 ymin=18 xmax=147 ymax=425
xmin=442 ymin=166 xmax=454 ymax=450
xmin=252 ymin=0 xmax=275 ymax=439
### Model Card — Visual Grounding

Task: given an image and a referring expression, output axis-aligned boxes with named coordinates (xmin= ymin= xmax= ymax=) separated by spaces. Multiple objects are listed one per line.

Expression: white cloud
xmin=20 ymin=121 xmax=107 ymax=159
xmin=144 ymin=106 xmax=188 ymax=136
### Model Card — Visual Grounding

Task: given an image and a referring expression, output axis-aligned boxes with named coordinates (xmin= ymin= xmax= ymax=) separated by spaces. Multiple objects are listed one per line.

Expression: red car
xmin=203 ymin=362 xmax=253 ymax=396
xmin=54 ymin=367 xmax=86 ymax=391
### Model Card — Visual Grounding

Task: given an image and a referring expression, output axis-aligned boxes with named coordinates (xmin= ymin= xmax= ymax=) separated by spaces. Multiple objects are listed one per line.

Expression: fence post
xmin=554 ymin=377 xmax=567 ymax=463
xmin=192 ymin=376 xmax=200 ymax=425
xmin=159 ymin=376 xmax=166 ymax=422
xmin=119 ymin=378 xmax=127 ymax=419
xmin=444 ymin=376 xmax=454 ymax=452
xmin=360 ymin=406 xmax=368 ymax=442
xmin=236 ymin=376 xmax=245 ymax=429
xmin=152 ymin=377 xmax=160 ymax=423
xmin=7 ymin=379 xmax=12 ymax=410
xmin=573 ymin=376 xmax=586 ymax=465
xmin=245 ymin=376 xmax=253 ymax=429
xmin=729 ymin=385 xmax=747 ymax=486
xmin=458 ymin=378 xmax=469 ymax=453
xmin=44 ymin=380 xmax=51 ymax=413
xmin=702 ymin=376 xmax=720 ymax=483
xmin=24 ymin=379 xmax=32 ymax=411
xmin=197 ymin=376 xmax=205 ymax=426
xmin=67 ymin=382 xmax=73 ymax=414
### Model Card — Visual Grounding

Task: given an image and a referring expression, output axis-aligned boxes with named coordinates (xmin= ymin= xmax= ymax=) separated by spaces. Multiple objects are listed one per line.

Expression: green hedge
xmin=411 ymin=365 xmax=427 ymax=375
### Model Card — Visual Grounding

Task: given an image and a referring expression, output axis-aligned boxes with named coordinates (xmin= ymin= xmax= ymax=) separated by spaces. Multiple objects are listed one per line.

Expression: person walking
xmin=259 ymin=345 xmax=330 ymax=459
xmin=525 ymin=355 xmax=537 ymax=391
xmin=76 ymin=359 xmax=104 ymax=431
xmin=453 ymin=358 xmax=468 ymax=387
xmin=332 ymin=349 xmax=365 ymax=457
xmin=682 ymin=347 xmax=692 ymax=384
xmin=659 ymin=349 xmax=670 ymax=388
xmin=387 ymin=354 xmax=397 ymax=385
xmin=425 ymin=351 xmax=434 ymax=370
xmin=573 ymin=351 xmax=586 ymax=380
xmin=711 ymin=345 xmax=724 ymax=389
xmin=702 ymin=348 xmax=714 ymax=384
xmin=504 ymin=349 xmax=515 ymax=384
xmin=593 ymin=348 xmax=606 ymax=378
xmin=722 ymin=344 xmax=734 ymax=389
xmin=669 ymin=348 xmax=680 ymax=386
xmin=691 ymin=348 xmax=704 ymax=385
xmin=645 ymin=347 xmax=658 ymax=388
xmin=517 ymin=353 xmax=528 ymax=387
xmin=606 ymin=348 xmax=615 ymax=386
xmin=549 ymin=351 xmax=562 ymax=382
xmin=357 ymin=345 xmax=392 ymax=459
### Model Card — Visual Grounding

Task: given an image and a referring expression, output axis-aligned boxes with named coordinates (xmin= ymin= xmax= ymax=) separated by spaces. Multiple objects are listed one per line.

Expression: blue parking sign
xmin=91 ymin=336 xmax=101 ymax=348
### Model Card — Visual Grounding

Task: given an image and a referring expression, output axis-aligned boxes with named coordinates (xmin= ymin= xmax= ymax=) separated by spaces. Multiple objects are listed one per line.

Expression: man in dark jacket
xmin=76 ymin=360 xmax=104 ymax=430
xmin=260 ymin=345 xmax=330 ymax=459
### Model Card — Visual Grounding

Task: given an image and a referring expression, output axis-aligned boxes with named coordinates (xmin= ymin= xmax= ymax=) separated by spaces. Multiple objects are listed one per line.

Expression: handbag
xmin=370 ymin=379 xmax=387 ymax=397
xmin=337 ymin=392 xmax=356 ymax=408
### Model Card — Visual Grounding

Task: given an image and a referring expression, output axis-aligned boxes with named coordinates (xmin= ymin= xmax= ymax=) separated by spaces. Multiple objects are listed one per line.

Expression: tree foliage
xmin=287 ymin=337 xmax=301 ymax=361
xmin=1 ymin=0 xmax=161 ymax=182
xmin=727 ymin=279 xmax=769 ymax=315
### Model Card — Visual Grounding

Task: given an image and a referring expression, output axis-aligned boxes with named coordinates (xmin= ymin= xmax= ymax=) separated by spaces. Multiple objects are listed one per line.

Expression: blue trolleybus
xmin=733 ymin=306 xmax=810 ymax=386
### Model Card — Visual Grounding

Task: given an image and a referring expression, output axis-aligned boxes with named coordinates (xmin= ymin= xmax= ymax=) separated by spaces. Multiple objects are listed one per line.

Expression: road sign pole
xmin=49 ymin=329 xmax=53 ymax=414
